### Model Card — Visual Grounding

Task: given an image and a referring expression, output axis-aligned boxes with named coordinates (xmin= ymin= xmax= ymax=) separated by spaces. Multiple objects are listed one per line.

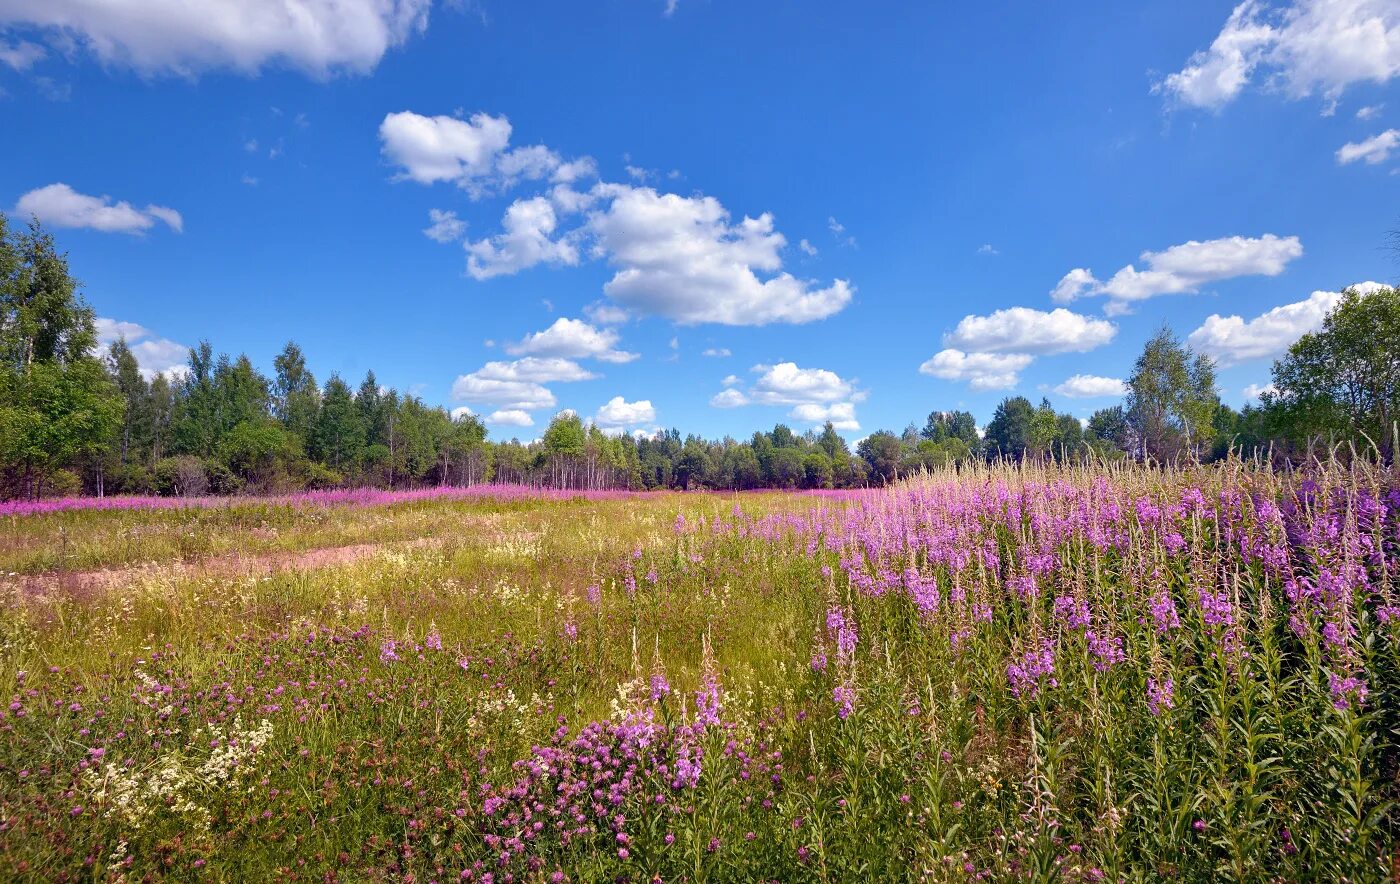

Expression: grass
xmin=1 ymin=460 xmax=1397 ymax=881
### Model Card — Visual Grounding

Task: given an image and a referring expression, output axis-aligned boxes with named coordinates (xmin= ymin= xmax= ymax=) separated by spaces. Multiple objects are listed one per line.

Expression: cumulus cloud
xmin=383 ymin=116 xmax=852 ymax=327
xmin=381 ymin=111 xmax=511 ymax=188
xmin=712 ymin=362 xmax=863 ymax=429
xmin=1157 ymin=0 xmax=1400 ymax=110
xmin=594 ymin=396 xmax=656 ymax=427
xmin=1244 ymin=382 xmax=1280 ymax=400
xmin=1336 ymin=128 xmax=1400 ymax=164
xmin=1052 ymin=234 xmax=1302 ymax=312
xmin=423 ymin=208 xmax=466 ymax=243
xmin=1186 ymin=281 xmax=1387 ymax=365
xmin=748 ymin=362 xmax=859 ymax=405
xmin=450 ymin=406 xmax=475 ymax=420
xmin=380 ymin=111 xmax=594 ymax=198
xmin=709 ymin=388 xmax=748 ymax=408
xmin=789 ymin=401 xmax=859 ymax=431
xmin=0 ymin=0 xmax=431 ymax=77
xmin=95 ymin=317 xmax=189 ymax=379
xmin=588 ymin=185 xmax=853 ymax=325
xmin=702 ymin=347 xmax=731 ymax=358
xmin=918 ymin=350 xmax=1033 ymax=391
xmin=1052 ymin=374 xmax=1128 ymax=399
xmin=450 ymin=356 xmax=601 ymax=417
xmin=487 ymin=409 xmax=533 ymax=427
xmin=506 ymin=318 xmax=638 ymax=363
xmin=470 ymin=357 xmax=597 ymax=384
xmin=944 ymin=307 xmax=1116 ymax=355
xmin=15 ymin=183 xmax=182 ymax=234
xmin=466 ymin=197 xmax=578 ymax=279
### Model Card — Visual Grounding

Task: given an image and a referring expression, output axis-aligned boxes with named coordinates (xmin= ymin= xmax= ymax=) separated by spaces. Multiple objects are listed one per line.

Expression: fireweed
xmin=1 ymin=458 xmax=1398 ymax=880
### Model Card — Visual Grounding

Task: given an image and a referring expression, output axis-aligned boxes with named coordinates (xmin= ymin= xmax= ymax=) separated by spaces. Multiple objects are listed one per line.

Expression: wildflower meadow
xmin=2 ymin=457 xmax=1399 ymax=881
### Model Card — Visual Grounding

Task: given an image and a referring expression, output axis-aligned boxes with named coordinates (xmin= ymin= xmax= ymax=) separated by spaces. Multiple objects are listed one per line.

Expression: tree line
xmin=2 ymin=214 xmax=1398 ymax=499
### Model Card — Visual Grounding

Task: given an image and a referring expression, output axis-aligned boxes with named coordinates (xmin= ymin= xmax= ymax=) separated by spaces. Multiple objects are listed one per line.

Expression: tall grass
xmin=0 ymin=457 xmax=1396 ymax=880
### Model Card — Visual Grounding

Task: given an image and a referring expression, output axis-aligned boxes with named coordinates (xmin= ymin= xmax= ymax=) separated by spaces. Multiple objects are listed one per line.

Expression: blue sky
xmin=2 ymin=1 xmax=1399 ymax=439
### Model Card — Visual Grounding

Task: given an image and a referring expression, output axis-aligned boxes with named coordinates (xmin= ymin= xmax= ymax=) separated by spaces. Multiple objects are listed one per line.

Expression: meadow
xmin=1 ymin=459 xmax=1398 ymax=882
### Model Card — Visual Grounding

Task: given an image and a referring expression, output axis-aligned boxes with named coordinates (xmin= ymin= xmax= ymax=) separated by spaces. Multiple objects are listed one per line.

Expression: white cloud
xmin=471 ymin=357 xmax=596 ymax=384
xmin=450 ymin=356 xmax=598 ymax=414
xmin=790 ymin=401 xmax=859 ymax=431
xmin=918 ymin=349 xmax=1033 ymax=391
xmin=451 ymin=376 xmax=555 ymax=411
xmin=451 ymin=406 xmax=475 ymax=420
xmin=487 ymin=409 xmax=534 ymax=427
xmin=595 ymin=396 xmax=656 ymax=427
xmin=1052 ymin=234 xmax=1303 ymax=310
xmin=702 ymin=347 xmax=731 ymax=358
xmin=466 ymin=197 xmax=578 ymax=279
xmin=1186 ymin=281 xmax=1387 ymax=364
xmin=748 ymin=362 xmax=859 ymax=405
xmin=1243 ymin=382 xmax=1279 ymax=399
xmin=1336 ymin=128 xmax=1400 ymax=164
xmin=826 ymin=215 xmax=856 ymax=246
xmin=799 ymin=238 xmax=818 ymax=256
xmin=506 ymin=317 xmax=637 ymax=363
xmin=95 ymin=317 xmax=189 ymax=380
xmin=721 ymin=374 xmax=741 ymax=386
xmin=589 ymin=185 xmax=853 ymax=325
xmin=0 ymin=0 xmax=430 ymax=77
xmin=1052 ymin=374 xmax=1128 ymax=399
xmin=709 ymin=388 xmax=749 ymax=408
xmin=712 ymin=362 xmax=863 ymax=428
xmin=143 ymin=205 xmax=183 ymax=233
xmin=1158 ymin=0 xmax=1400 ymax=110
xmin=945 ymin=307 xmax=1116 ymax=355
xmin=1051 ymin=267 xmax=1098 ymax=304
xmin=0 ymin=39 xmax=44 ymax=70
xmin=380 ymin=111 xmax=512 ymax=189
xmin=423 ymin=208 xmax=466 ymax=243
xmin=1357 ymin=103 xmax=1384 ymax=118
xmin=583 ymin=301 xmax=629 ymax=325
xmin=977 ymin=243 xmax=999 ymax=256
xmin=15 ymin=183 xmax=182 ymax=234
xmin=380 ymin=110 xmax=594 ymax=198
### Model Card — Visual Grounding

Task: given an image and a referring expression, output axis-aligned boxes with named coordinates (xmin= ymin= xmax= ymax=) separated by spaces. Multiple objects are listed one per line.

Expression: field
xmin=2 ymin=461 xmax=1399 ymax=882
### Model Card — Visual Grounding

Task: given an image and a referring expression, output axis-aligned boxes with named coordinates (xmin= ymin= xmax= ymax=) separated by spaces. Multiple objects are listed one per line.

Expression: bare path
xmin=6 ymin=536 xmax=442 ymax=597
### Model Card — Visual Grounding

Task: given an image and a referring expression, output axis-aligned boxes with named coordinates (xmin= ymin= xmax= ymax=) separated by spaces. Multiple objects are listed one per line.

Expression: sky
xmin=2 ymin=0 xmax=1399 ymax=441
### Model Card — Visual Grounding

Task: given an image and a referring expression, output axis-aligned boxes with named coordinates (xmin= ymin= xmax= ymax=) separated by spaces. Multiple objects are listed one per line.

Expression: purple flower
xmin=1146 ymin=677 xmax=1174 ymax=716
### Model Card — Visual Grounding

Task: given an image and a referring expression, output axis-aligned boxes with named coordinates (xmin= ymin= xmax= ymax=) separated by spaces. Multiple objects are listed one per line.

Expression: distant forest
xmin=3 ymin=214 xmax=1398 ymax=500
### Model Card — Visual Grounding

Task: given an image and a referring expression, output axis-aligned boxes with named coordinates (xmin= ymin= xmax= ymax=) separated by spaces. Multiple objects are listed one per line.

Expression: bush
xmin=41 ymin=469 xmax=82 ymax=498
xmin=153 ymin=456 xmax=210 ymax=497
xmin=107 ymin=463 xmax=154 ymax=495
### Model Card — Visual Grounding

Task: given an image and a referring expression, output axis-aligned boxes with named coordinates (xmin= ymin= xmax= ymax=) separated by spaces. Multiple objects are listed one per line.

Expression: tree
xmin=984 ymin=397 xmax=1035 ymax=460
xmin=0 ymin=215 xmax=123 ymax=497
xmin=858 ymin=431 xmax=903 ymax=484
xmin=542 ymin=411 xmax=587 ymax=487
xmin=1086 ymin=406 xmax=1128 ymax=454
xmin=312 ymin=374 xmax=364 ymax=473
xmin=1271 ymin=285 xmax=1400 ymax=460
xmin=273 ymin=341 xmax=320 ymax=440
xmin=921 ymin=410 xmax=979 ymax=448
xmin=1125 ymin=327 xmax=1217 ymax=463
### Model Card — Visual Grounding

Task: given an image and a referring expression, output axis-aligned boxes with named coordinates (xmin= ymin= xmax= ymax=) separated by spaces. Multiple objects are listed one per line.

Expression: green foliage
xmin=1271 ymin=284 xmax=1400 ymax=459
xmin=0 ymin=214 xmax=123 ymax=498
xmin=1126 ymin=326 xmax=1218 ymax=463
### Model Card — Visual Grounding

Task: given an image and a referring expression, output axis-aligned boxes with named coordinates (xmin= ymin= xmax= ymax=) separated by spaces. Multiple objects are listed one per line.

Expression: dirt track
xmin=6 ymin=537 xmax=440 ymax=597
